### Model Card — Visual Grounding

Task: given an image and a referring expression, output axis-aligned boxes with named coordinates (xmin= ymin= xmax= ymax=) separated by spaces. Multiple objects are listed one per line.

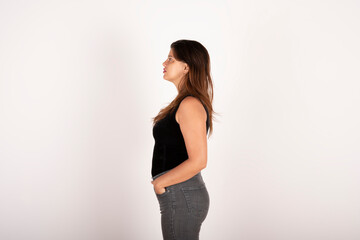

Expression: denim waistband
xmin=152 ymin=169 xmax=171 ymax=180
xmin=152 ymin=169 xmax=203 ymax=186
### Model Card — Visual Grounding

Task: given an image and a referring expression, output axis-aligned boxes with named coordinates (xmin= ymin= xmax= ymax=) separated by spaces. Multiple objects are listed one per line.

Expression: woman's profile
xmin=150 ymin=39 xmax=215 ymax=239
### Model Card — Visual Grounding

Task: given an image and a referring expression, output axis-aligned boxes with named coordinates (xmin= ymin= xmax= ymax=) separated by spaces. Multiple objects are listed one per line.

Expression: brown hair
xmin=152 ymin=39 xmax=218 ymax=137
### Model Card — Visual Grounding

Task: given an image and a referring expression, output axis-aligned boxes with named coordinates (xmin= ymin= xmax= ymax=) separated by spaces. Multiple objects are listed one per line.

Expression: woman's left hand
xmin=154 ymin=186 xmax=166 ymax=195
xmin=151 ymin=179 xmax=166 ymax=194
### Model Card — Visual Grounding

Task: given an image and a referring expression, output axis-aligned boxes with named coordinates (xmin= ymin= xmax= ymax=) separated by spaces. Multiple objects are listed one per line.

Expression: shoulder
xmin=176 ymin=96 xmax=207 ymax=124
xmin=179 ymin=96 xmax=205 ymax=111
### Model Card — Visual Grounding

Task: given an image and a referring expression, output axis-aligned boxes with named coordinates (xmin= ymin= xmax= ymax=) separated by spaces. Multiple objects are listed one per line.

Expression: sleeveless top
xmin=151 ymin=94 xmax=210 ymax=177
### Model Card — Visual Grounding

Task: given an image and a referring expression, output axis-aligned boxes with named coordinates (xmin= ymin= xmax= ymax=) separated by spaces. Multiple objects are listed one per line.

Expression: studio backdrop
xmin=0 ymin=0 xmax=359 ymax=240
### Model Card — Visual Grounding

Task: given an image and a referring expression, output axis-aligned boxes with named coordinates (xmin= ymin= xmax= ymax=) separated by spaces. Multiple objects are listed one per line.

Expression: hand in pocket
xmin=154 ymin=186 xmax=166 ymax=195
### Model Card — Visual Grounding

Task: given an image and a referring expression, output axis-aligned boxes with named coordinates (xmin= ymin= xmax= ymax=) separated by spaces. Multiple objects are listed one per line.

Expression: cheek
xmin=171 ymin=66 xmax=182 ymax=75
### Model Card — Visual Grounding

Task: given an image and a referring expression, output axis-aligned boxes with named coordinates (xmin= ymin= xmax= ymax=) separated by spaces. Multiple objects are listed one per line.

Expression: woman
xmin=150 ymin=39 xmax=215 ymax=240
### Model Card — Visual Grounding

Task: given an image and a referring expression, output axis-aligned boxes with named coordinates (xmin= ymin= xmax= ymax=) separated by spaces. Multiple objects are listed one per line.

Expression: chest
xmin=152 ymin=113 xmax=185 ymax=145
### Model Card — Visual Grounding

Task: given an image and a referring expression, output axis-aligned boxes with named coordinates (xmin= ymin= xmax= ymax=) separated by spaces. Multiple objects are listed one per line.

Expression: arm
xmin=151 ymin=97 xmax=208 ymax=192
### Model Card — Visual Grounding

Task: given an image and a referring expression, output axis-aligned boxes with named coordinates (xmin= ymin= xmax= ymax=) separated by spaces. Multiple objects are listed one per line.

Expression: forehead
xmin=168 ymin=49 xmax=174 ymax=57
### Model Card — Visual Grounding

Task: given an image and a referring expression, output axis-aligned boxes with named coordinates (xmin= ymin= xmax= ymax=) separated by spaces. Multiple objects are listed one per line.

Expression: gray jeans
xmin=152 ymin=170 xmax=210 ymax=240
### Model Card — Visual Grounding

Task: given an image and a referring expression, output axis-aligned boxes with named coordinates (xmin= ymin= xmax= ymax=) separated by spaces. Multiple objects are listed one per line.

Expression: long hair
xmin=152 ymin=39 xmax=218 ymax=137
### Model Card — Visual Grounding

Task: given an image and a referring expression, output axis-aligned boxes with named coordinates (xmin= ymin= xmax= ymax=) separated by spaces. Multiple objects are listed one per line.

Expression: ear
xmin=183 ymin=63 xmax=189 ymax=74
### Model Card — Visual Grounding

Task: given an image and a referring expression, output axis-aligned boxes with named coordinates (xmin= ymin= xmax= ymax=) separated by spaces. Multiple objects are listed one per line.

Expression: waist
xmin=152 ymin=169 xmax=171 ymax=180
xmin=151 ymin=169 xmax=205 ymax=189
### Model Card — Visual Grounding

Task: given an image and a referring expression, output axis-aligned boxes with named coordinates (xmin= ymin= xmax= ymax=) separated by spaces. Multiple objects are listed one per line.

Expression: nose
xmin=163 ymin=61 xmax=167 ymax=67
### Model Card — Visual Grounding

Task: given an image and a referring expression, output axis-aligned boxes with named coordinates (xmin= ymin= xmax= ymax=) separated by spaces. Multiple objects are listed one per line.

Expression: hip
xmin=152 ymin=169 xmax=209 ymax=203
xmin=153 ymin=170 xmax=210 ymax=221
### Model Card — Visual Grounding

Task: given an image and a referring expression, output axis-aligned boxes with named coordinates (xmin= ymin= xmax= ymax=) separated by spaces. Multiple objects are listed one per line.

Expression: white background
xmin=0 ymin=0 xmax=359 ymax=239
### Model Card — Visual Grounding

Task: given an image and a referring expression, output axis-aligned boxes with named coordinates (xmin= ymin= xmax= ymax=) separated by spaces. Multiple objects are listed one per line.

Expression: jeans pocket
xmin=155 ymin=186 xmax=170 ymax=197
xmin=181 ymin=184 xmax=210 ymax=221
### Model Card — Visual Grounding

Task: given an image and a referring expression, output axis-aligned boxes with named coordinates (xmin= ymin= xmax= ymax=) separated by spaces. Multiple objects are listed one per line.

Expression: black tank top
xmin=151 ymin=94 xmax=210 ymax=177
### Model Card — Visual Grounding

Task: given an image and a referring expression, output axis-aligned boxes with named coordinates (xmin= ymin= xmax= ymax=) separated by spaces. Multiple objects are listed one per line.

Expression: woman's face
xmin=162 ymin=48 xmax=188 ymax=84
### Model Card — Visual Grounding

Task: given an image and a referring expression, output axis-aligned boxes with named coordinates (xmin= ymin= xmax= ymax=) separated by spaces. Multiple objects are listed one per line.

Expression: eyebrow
xmin=168 ymin=55 xmax=173 ymax=57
